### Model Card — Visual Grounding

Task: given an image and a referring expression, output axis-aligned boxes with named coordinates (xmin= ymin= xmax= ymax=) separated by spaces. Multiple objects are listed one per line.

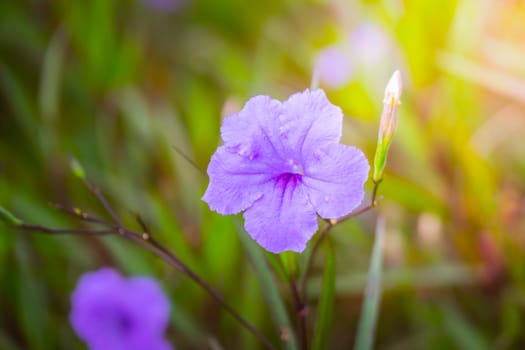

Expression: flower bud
xmin=383 ymin=70 xmax=402 ymax=107
xmin=373 ymin=70 xmax=402 ymax=183
xmin=69 ymin=156 xmax=86 ymax=180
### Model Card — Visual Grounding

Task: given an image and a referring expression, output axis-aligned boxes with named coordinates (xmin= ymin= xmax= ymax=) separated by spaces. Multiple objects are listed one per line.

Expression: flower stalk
xmin=301 ymin=71 xmax=401 ymax=300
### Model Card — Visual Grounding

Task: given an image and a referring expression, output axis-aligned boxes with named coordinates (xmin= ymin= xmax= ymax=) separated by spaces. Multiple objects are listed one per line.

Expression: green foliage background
xmin=1 ymin=0 xmax=525 ymax=349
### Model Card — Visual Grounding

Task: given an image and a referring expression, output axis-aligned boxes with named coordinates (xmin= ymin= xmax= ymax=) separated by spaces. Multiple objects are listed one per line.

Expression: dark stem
xmin=133 ymin=212 xmax=150 ymax=234
xmin=84 ymin=179 xmax=123 ymax=227
xmin=50 ymin=203 xmax=110 ymax=226
xmin=299 ymin=224 xmax=330 ymax=300
xmin=171 ymin=145 xmax=206 ymax=176
xmin=289 ymin=278 xmax=308 ymax=350
xmin=19 ymin=224 xmax=114 ymax=236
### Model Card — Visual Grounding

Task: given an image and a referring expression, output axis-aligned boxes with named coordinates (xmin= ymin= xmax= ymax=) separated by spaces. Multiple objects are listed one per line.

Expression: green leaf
xmin=308 ymin=264 xmax=478 ymax=297
xmin=264 ymin=251 xmax=289 ymax=282
xmin=39 ymin=30 xmax=65 ymax=123
xmin=0 ymin=206 xmax=22 ymax=226
xmin=202 ymin=214 xmax=241 ymax=287
xmin=312 ymin=241 xmax=335 ymax=350
xmin=238 ymin=271 xmax=265 ymax=349
xmin=0 ymin=61 xmax=37 ymax=138
xmin=440 ymin=303 xmax=490 ymax=350
xmin=380 ymin=176 xmax=447 ymax=216
xmin=354 ymin=216 xmax=385 ymax=350
xmin=14 ymin=239 xmax=49 ymax=350
xmin=280 ymin=251 xmax=299 ymax=279
xmin=235 ymin=218 xmax=298 ymax=350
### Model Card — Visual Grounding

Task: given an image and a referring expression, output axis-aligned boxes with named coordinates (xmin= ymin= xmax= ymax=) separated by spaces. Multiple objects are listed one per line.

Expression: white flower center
xmin=286 ymin=159 xmax=304 ymax=175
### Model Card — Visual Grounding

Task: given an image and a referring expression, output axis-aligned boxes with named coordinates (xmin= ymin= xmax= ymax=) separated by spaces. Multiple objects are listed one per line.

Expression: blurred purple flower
xmin=70 ymin=268 xmax=172 ymax=350
xmin=314 ymin=45 xmax=354 ymax=88
xmin=202 ymin=90 xmax=369 ymax=253
xmin=145 ymin=0 xmax=185 ymax=12
xmin=349 ymin=22 xmax=392 ymax=65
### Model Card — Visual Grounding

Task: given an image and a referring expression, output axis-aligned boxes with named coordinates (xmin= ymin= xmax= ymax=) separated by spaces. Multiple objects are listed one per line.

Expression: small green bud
xmin=70 ymin=156 xmax=86 ymax=179
xmin=373 ymin=70 xmax=402 ymax=183
xmin=0 ymin=206 xmax=22 ymax=226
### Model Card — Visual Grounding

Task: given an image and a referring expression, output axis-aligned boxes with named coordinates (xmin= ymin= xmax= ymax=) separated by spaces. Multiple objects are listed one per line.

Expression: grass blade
xmin=312 ymin=241 xmax=335 ymax=350
xmin=235 ymin=218 xmax=298 ymax=350
xmin=354 ymin=216 xmax=385 ymax=350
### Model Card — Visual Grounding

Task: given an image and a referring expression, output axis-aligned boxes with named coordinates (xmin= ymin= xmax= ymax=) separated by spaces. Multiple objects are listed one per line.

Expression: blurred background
xmin=1 ymin=0 xmax=525 ymax=349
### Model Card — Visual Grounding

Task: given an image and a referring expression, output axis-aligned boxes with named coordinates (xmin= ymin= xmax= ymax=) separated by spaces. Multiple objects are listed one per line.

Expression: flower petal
xmin=280 ymin=89 xmax=343 ymax=159
xmin=70 ymin=269 xmax=124 ymax=343
xmin=220 ymin=95 xmax=288 ymax=162
xmin=70 ymin=269 xmax=172 ymax=350
xmin=303 ymin=143 xmax=369 ymax=218
xmin=202 ymin=146 xmax=276 ymax=215
xmin=243 ymin=176 xmax=318 ymax=253
xmin=126 ymin=277 xmax=171 ymax=336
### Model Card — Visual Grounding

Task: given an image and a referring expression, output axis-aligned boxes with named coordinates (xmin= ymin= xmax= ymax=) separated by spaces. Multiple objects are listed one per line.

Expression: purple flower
xmin=145 ymin=0 xmax=185 ymax=12
xmin=202 ymin=90 xmax=369 ymax=253
xmin=349 ymin=22 xmax=392 ymax=66
xmin=314 ymin=45 xmax=354 ymax=89
xmin=70 ymin=268 xmax=172 ymax=350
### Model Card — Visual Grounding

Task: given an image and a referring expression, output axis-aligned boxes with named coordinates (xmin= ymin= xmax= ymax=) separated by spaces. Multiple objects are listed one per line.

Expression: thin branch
xmin=299 ymin=225 xmax=330 ymax=299
xmin=84 ymin=180 xmax=123 ymax=226
xmin=371 ymin=179 xmax=382 ymax=206
xmin=19 ymin=224 xmax=114 ymax=236
xmin=132 ymin=212 xmax=151 ymax=234
xmin=330 ymin=203 xmax=376 ymax=227
xmin=171 ymin=144 xmax=206 ymax=176
xmin=50 ymin=203 xmax=110 ymax=226
xmin=131 ymin=231 xmax=276 ymax=350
